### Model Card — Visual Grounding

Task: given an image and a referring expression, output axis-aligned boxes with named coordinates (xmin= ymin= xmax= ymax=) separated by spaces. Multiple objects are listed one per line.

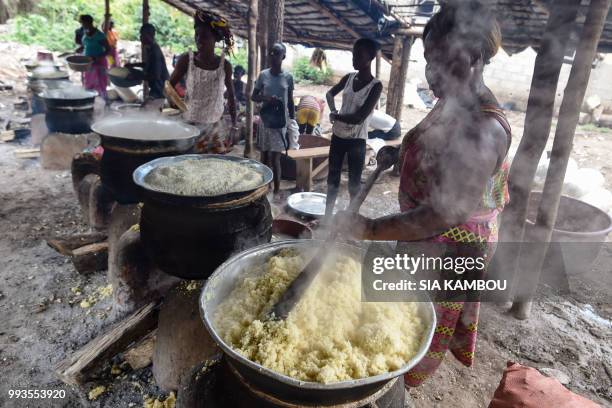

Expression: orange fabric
xmin=489 ymin=362 xmax=601 ymax=408
xmin=106 ymin=29 xmax=119 ymax=48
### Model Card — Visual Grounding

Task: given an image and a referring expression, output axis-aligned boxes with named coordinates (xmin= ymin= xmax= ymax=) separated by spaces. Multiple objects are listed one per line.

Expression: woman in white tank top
xmin=324 ymin=38 xmax=383 ymax=220
xmin=169 ymin=10 xmax=237 ymax=153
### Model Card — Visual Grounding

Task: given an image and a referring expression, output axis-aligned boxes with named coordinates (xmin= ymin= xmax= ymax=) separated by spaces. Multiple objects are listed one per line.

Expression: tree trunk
xmin=267 ymin=0 xmax=285 ymax=49
xmin=489 ymin=0 xmax=581 ymax=316
xmin=258 ymin=0 xmax=269 ymax=70
xmin=386 ymin=35 xmax=404 ymax=116
xmin=511 ymin=0 xmax=611 ymax=319
xmin=392 ymin=36 xmax=412 ymax=122
xmin=245 ymin=0 xmax=258 ymax=159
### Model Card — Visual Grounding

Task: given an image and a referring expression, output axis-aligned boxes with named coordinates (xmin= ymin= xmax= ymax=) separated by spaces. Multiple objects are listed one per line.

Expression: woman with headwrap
xmin=169 ymin=10 xmax=238 ymax=152
xmin=333 ymin=1 xmax=512 ymax=386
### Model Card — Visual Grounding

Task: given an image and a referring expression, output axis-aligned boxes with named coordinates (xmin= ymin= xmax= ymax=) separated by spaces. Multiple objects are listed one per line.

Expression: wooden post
xmin=142 ymin=0 xmax=150 ymax=99
xmin=142 ymin=0 xmax=150 ymax=24
xmin=258 ymin=0 xmax=269 ymax=70
xmin=375 ymin=50 xmax=382 ymax=109
xmin=489 ymin=0 xmax=581 ymax=315
xmin=393 ymin=36 xmax=412 ymax=123
xmin=245 ymin=0 xmax=258 ymax=159
xmin=267 ymin=0 xmax=285 ymax=47
xmin=103 ymin=0 xmax=111 ymax=33
xmin=386 ymin=35 xmax=404 ymax=116
xmin=510 ymin=0 xmax=611 ymax=319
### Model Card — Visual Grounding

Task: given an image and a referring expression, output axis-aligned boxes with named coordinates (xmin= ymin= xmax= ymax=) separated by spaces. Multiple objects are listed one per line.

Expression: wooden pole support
xmin=245 ymin=0 xmax=258 ymax=159
xmin=386 ymin=35 xmax=404 ymax=116
xmin=56 ymin=302 xmax=159 ymax=386
xmin=490 ymin=0 xmax=581 ymax=311
xmin=511 ymin=0 xmax=611 ymax=320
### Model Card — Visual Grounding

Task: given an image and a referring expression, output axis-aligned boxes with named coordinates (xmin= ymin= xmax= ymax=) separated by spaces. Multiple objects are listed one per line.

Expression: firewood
xmin=55 ymin=302 xmax=159 ymax=386
xmin=71 ymin=242 xmax=109 ymax=274
xmin=123 ymin=330 xmax=156 ymax=370
xmin=14 ymin=148 xmax=40 ymax=159
xmin=46 ymin=232 xmax=107 ymax=256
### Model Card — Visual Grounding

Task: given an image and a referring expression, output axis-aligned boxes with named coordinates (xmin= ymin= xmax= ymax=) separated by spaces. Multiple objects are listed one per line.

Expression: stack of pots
xmin=90 ymin=116 xmax=200 ymax=204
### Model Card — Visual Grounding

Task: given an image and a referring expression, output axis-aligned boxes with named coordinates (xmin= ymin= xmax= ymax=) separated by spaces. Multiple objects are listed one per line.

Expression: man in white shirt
xmin=368 ymin=109 xmax=401 ymax=140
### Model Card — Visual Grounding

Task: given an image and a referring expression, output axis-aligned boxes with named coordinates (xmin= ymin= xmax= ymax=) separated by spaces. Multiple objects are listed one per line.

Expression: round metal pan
xmin=133 ymin=154 xmax=273 ymax=206
xmin=38 ymin=89 xmax=97 ymax=109
xmin=288 ymin=192 xmax=330 ymax=218
xmin=200 ymin=240 xmax=436 ymax=406
xmin=91 ymin=116 xmax=199 ymax=153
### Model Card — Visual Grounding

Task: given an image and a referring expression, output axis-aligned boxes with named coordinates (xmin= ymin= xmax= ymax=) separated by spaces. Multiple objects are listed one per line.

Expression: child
xmin=325 ymin=38 xmax=382 ymax=219
xmin=251 ymin=43 xmax=295 ymax=195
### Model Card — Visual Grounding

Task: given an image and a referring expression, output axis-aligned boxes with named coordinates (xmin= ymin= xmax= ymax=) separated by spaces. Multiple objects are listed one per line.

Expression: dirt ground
xmin=1 ymin=51 xmax=611 ymax=407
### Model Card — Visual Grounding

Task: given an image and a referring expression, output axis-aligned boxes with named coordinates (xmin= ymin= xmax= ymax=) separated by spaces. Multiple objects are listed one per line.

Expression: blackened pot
xmin=45 ymin=105 xmax=94 ymax=134
xmin=92 ymin=117 xmax=199 ymax=204
xmin=139 ymin=190 xmax=272 ymax=279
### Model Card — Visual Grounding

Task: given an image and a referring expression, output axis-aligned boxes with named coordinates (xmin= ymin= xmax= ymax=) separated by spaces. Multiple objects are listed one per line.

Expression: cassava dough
xmin=214 ymin=249 xmax=426 ymax=383
xmin=144 ymin=158 xmax=264 ymax=196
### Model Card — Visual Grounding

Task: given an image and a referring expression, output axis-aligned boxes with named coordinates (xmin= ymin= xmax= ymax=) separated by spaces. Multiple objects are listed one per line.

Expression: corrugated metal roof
xmin=160 ymin=0 xmax=400 ymax=57
xmin=159 ymin=0 xmax=612 ymax=58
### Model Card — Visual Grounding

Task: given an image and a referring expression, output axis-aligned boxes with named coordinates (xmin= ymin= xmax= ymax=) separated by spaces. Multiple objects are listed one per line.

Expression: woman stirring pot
xmin=334 ymin=1 xmax=512 ymax=386
xmin=169 ymin=10 xmax=238 ymax=153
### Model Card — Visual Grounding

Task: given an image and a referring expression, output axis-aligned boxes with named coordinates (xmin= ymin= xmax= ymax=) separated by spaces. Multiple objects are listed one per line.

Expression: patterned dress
xmin=399 ymin=102 xmax=512 ymax=387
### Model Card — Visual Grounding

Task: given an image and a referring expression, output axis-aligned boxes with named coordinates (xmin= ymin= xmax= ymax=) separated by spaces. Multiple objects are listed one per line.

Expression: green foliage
xmin=292 ymin=56 xmax=333 ymax=85
xmin=228 ymin=47 xmax=247 ymax=71
xmin=4 ymin=0 xmax=193 ymax=53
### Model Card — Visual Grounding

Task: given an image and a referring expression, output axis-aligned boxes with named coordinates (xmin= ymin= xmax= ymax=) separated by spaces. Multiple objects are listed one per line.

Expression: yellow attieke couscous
xmin=214 ymin=249 xmax=426 ymax=383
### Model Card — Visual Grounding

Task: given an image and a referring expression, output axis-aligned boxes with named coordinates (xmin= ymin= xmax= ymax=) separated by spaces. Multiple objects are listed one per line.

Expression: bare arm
xmin=326 ymin=74 xmax=350 ymax=113
xmin=287 ymin=76 xmax=295 ymax=120
xmin=169 ymin=53 xmax=188 ymax=87
xmin=224 ymin=60 xmax=237 ymax=126
xmin=366 ymin=121 xmax=505 ymax=241
xmin=336 ymin=82 xmax=382 ymax=125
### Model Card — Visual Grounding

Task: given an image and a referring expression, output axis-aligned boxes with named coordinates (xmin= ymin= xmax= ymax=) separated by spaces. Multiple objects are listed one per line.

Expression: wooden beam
xmin=47 ymin=232 xmax=107 ymax=256
xmin=142 ymin=0 xmax=150 ymax=98
xmin=386 ymin=35 xmax=404 ymax=116
xmin=142 ymin=0 xmax=150 ymax=24
xmin=56 ymin=302 xmax=159 ymax=386
xmin=392 ymin=36 xmax=412 ymax=122
xmin=245 ymin=0 xmax=258 ymax=159
xmin=490 ymin=0 xmax=582 ymax=318
xmin=511 ymin=0 xmax=611 ymax=320
xmin=267 ymin=0 xmax=285 ymax=46
xmin=103 ymin=0 xmax=110 ymax=34
xmin=258 ymin=0 xmax=268 ymax=70
xmin=305 ymin=0 xmax=361 ymax=40
xmin=158 ymin=0 xmax=195 ymax=16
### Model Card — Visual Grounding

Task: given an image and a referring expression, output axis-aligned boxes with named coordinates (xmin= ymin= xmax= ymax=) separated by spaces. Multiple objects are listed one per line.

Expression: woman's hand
xmin=332 ymin=210 xmax=374 ymax=240
xmin=329 ymin=112 xmax=339 ymax=123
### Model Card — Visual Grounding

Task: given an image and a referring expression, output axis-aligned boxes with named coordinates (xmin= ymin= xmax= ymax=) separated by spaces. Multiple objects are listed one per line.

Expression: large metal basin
xmin=200 ymin=240 xmax=436 ymax=406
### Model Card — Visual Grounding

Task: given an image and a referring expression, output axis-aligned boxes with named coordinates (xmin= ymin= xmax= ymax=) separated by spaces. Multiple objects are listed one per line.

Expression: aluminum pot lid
xmin=91 ymin=116 xmax=200 ymax=141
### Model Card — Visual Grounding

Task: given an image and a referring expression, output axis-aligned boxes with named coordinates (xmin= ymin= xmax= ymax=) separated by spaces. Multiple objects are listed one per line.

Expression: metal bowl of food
xmin=133 ymin=154 xmax=273 ymax=206
xmin=200 ymin=240 xmax=436 ymax=405
xmin=66 ymin=55 xmax=93 ymax=72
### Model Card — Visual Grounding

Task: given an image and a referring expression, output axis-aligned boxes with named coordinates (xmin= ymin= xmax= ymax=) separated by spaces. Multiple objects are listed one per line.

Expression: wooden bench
xmin=287 ymin=138 xmax=402 ymax=192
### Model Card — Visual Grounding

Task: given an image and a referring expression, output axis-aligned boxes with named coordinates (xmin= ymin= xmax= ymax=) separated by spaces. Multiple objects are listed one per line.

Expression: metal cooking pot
xmin=200 ymin=240 xmax=436 ymax=405
xmin=91 ymin=116 xmax=199 ymax=154
xmin=38 ymin=88 xmax=97 ymax=109
xmin=132 ymin=154 xmax=274 ymax=206
xmin=91 ymin=116 xmax=199 ymax=204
